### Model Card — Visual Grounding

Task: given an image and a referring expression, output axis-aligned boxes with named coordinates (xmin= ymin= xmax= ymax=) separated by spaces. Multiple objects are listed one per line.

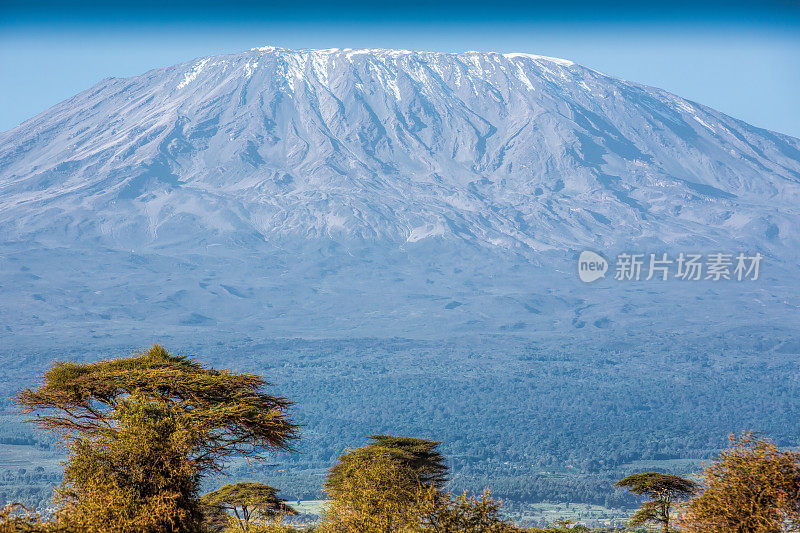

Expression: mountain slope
xmin=2 ymin=46 xmax=799 ymax=253
xmin=0 ymin=46 xmax=799 ymax=339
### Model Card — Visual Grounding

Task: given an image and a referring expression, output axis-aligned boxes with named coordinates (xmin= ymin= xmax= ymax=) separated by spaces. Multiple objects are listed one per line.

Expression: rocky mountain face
xmin=1 ymin=46 xmax=799 ymax=340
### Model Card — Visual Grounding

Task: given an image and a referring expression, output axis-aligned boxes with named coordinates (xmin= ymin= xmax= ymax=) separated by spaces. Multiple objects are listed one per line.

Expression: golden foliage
xmin=16 ymin=344 xmax=298 ymax=473
xmin=12 ymin=345 xmax=299 ymax=532
xmin=52 ymin=395 xmax=202 ymax=532
xmin=321 ymin=447 xmax=521 ymax=532
xmin=201 ymin=482 xmax=297 ymax=532
xmin=321 ymin=448 xmax=428 ymax=532
xmin=680 ymin=432 xmax=800 ymax=533
xmin=325 ymin=436 xmax=447 ymax=495
xmin=417 ymin=489 xmax=523 ymax=532
xmin=615 ymin=472 xmax=697 ymax=533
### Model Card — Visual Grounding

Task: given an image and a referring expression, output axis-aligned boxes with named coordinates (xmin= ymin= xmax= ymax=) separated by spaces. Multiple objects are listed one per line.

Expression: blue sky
xmin=1 ymin=1 xmax=799 ymax=137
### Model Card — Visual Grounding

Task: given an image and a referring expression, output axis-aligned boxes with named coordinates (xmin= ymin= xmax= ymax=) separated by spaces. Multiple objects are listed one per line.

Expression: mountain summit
xmin=1 ymin=46 xmax=799 ymax=338
xmin=2 ymin=46 xmax=799 ymax=252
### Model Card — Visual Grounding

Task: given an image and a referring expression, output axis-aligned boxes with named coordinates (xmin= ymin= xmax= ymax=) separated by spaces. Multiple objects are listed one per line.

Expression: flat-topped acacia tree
xmin=616 ymin=472 xmax=698 ymax=533
xmin=325 ymin=434 xmax=448 ymax=500
xmin=17 ymin=344 xmax=298 ymax=470
xmin=201 ymin=482 xmax=298 ymax=531
xmin=15 ymin=344 xmax=298 ymax=532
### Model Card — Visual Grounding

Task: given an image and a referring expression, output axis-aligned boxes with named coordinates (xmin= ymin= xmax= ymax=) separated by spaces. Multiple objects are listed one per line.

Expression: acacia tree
xmin=681 ymin=433 xmax=800 ymax=532
xmin=55 ymin=396 xmax=202 ymax=532
xmin=201 ymin=482 xmax=297 ymax=531
xmin=322 ymin=436 xmax=520 ymax=532
xmin=325 ymin=435 xmax=448 ymax=499
xmin=16 ymin=344 xmax=298 ymax=531
xmin=616 ymin=472 xmax=697 ymax=533
xmin=322 ymin=447 xmax=435 ymax=532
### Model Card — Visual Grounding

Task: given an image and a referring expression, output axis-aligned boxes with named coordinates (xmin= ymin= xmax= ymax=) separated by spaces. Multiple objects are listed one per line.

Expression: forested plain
xmin=1 ymin=325 xmax=799 ymax=518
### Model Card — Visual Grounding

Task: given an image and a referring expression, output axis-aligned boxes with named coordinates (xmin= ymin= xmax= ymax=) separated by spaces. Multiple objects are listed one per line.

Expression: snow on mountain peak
xmin=245 ymin=45 xmax=576 ymax=67
xmin=501 ymin=52 xmax=575 ymax=66
xmin=1 ymin=45 xmax=799 ymax=256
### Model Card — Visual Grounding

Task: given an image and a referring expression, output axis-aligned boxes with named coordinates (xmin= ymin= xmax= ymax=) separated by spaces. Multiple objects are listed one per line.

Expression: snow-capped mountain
xmin=1 ymin=46 xmax=799 ymax=340
xmin=2 ymin=46 xmax=799 ymax=252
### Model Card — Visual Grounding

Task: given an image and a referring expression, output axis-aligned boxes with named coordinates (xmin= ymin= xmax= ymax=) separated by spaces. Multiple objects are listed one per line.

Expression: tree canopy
xmin=322 ymin=447 xmax=430 ymax=532
xmin=616 ymin=472 xmax=697 ymax=533
xmin=201 ymin=482 xmax=297 ymax=531
xmin=13 ymin=345 xmax=298 ymax=532
xmin=16 ymin=344 xmax=298 ymax=472
xmin=325 ymin=434 xmax=447 ymax=499
xmin=681 ymin=433 xmax=800 ymax=532
xmin=55 ymin=395 xmax=202 ymax=532
xmin=322 ymin=445 xmax=521 ymax=533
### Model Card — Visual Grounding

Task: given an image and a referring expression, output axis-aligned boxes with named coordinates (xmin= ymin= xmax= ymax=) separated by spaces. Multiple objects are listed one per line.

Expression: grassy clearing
xmin=619 ymin=458 xmax=703 ymax=473
xmin=506 ymin=502 xmax=631 ymax=529
xmin=0 ymin=444 xmax=62 ymax=473
xmin=290 ymin=500 xmax=326 ymax=515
